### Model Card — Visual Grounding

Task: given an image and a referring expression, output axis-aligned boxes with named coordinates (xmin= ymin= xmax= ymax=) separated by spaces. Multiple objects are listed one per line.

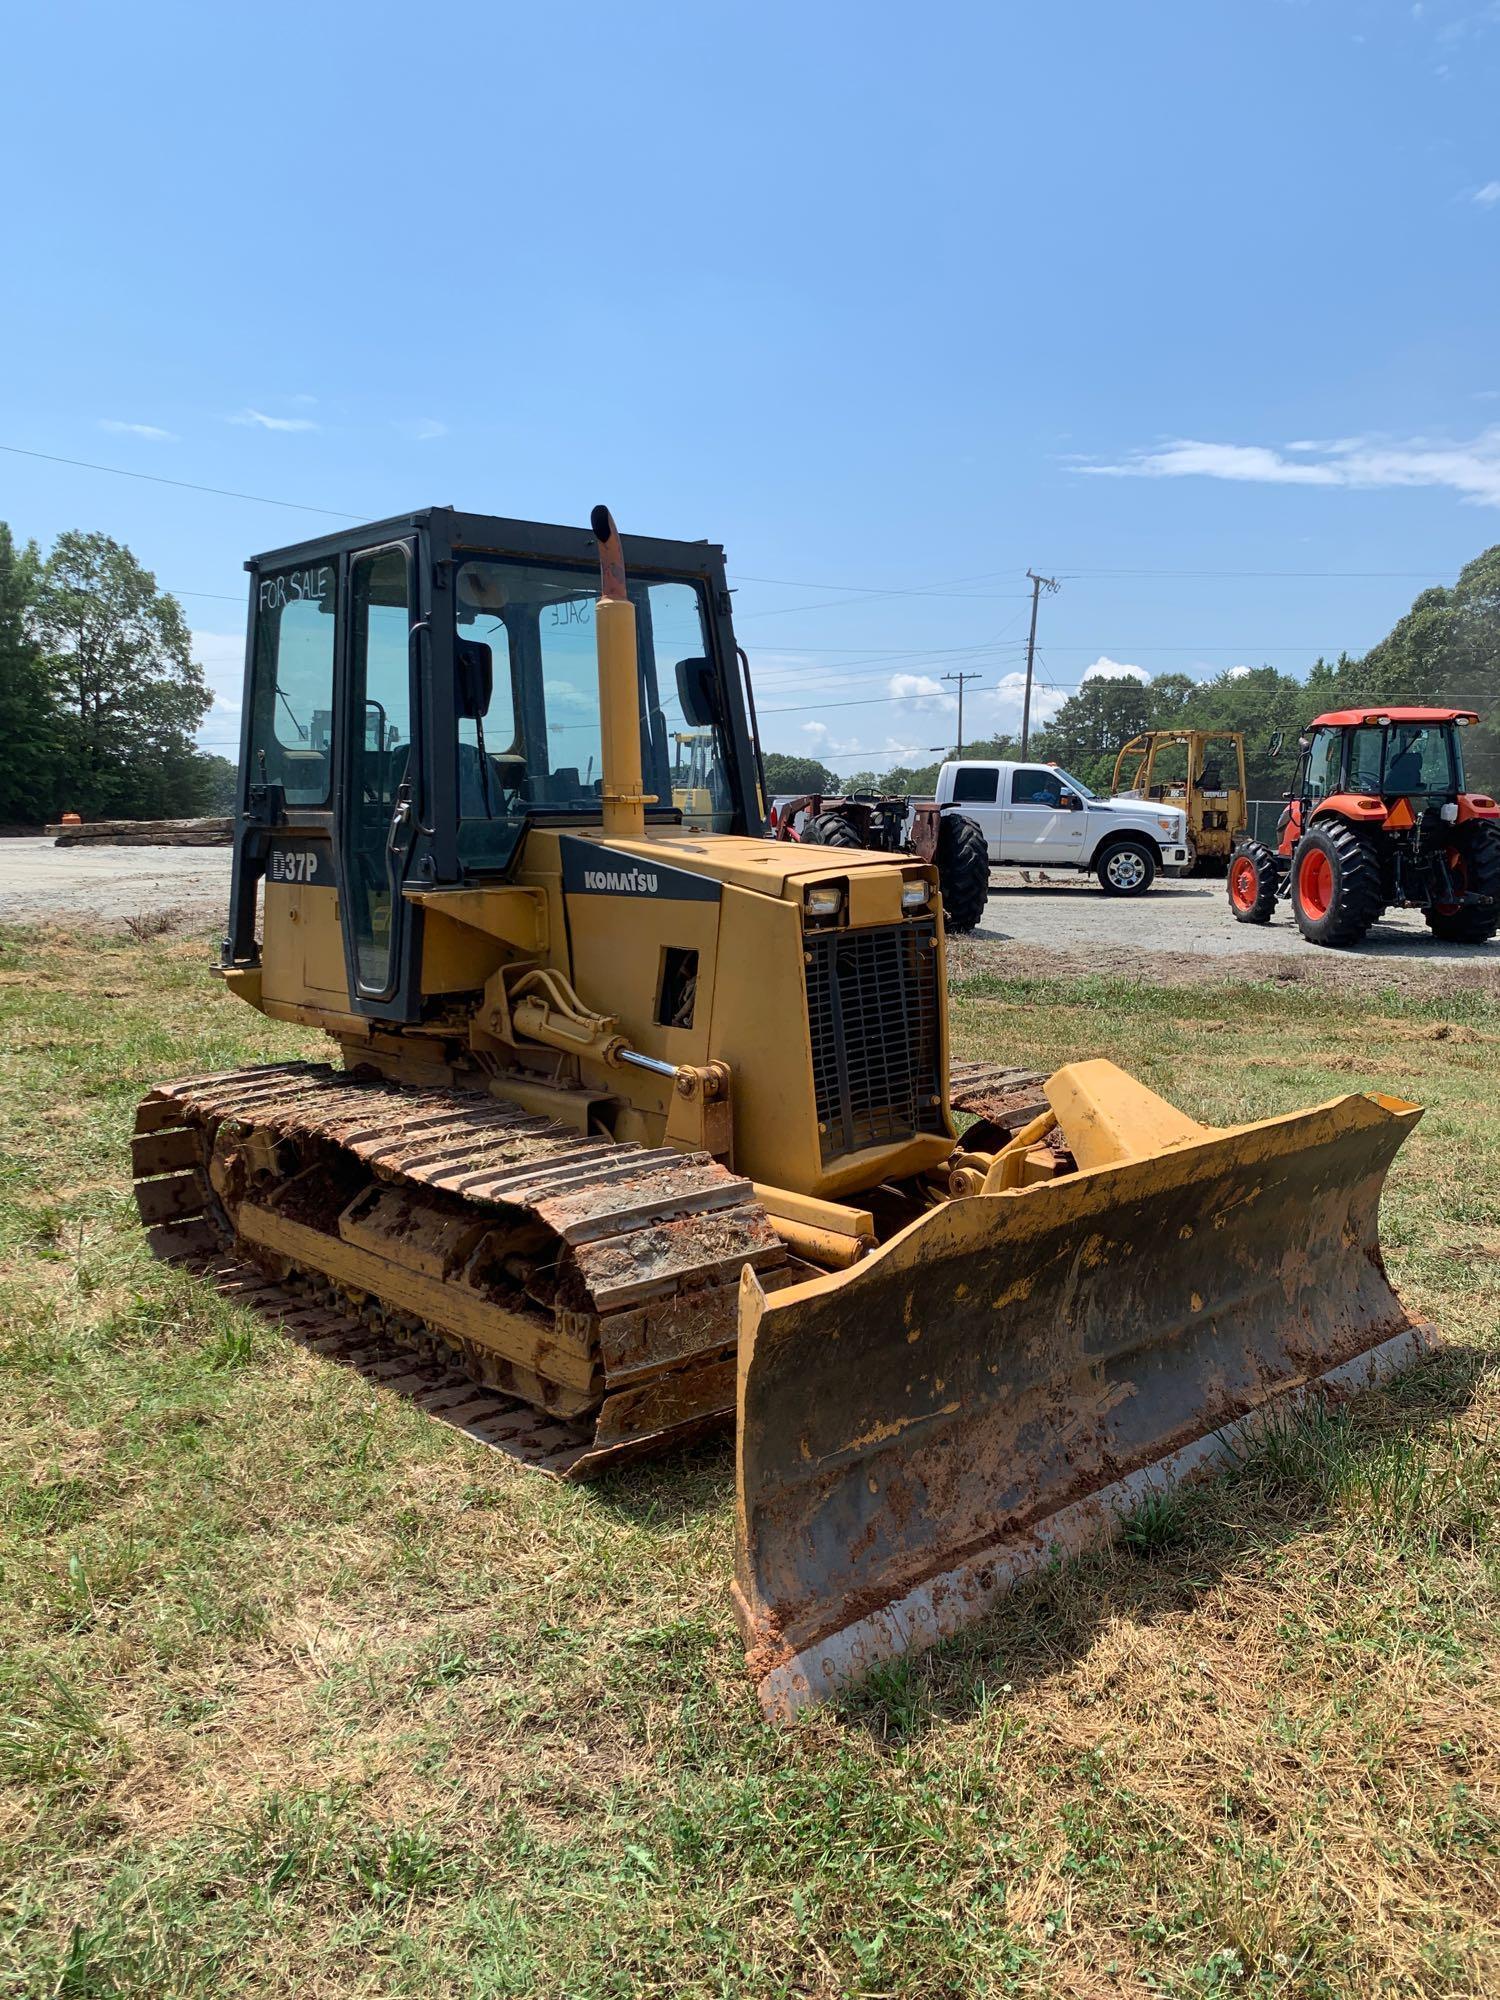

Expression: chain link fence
xmin=1246 ymin=798 xmax=1288 ymax=845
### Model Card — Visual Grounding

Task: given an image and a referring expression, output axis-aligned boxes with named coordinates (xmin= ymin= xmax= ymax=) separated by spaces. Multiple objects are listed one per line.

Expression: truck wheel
xmin=1096 ymin=839 xmax=1156 ymax=896
xmin=935 ymin=813 xmax=990 ymax=932
xmin=805 ymin=812 xmax=864 ymax=850
xmin=1227 ymin=842 xmax=1279 ymax=924
xmin=1290 ymin=823 xmax=1384 ymax=947
xmin=1425 ymin=821 xmax=1500 ymax=943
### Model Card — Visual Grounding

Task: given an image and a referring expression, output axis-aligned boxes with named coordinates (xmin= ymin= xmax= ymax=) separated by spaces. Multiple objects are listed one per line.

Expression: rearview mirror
xmin=1060 ymin=791 xmax=1080 ymax=810
xmin=1267 ymin=729 xmax=1285 ymax=760
xmin=676 ymin=656 xmax=721 ymax=729
xmin=456 ymin=639 xmax=494 ymax=721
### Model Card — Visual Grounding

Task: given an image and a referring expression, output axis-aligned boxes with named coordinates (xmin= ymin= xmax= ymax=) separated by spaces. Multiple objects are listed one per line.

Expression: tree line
xmin=763 ymin=545 xmax=1500 ymax=804
xmin=0 ymin=523 xmax=237 ymax=826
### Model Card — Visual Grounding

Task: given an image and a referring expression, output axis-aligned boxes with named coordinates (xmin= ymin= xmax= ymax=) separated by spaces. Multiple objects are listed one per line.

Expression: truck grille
xmin=805 ymin=919 xmax=945 ymax=1163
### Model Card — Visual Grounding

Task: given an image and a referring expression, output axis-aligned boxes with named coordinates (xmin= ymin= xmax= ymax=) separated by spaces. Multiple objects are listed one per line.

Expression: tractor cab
xmin=1228 ymin=706 xmax=1500 ymax=947
xmin=1294 ymin=708 xmax=1474 ymax=816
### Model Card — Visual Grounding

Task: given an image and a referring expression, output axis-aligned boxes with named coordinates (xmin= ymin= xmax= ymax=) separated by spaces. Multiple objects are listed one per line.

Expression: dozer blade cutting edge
xmin=733 ymin=1060 xmax=1432 ymax=1719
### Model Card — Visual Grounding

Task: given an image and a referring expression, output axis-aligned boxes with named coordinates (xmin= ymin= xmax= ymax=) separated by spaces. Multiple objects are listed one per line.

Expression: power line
xmin=0 ymin=443 xmax=361 ymax=520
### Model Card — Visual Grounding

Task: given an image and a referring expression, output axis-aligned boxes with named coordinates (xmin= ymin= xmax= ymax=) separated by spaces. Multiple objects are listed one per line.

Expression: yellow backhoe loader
xmin=133 ymin=505 xmax=1431 ymax=1716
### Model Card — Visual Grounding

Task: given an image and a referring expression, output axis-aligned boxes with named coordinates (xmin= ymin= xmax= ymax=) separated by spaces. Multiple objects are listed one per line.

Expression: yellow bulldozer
xmin=133 ymin=505 xmax=1430 ymax=1717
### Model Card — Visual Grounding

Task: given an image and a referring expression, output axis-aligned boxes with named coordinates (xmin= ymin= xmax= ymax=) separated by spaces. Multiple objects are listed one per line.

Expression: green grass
xmin=1 ymin=925 xmax=1496 ymax=1998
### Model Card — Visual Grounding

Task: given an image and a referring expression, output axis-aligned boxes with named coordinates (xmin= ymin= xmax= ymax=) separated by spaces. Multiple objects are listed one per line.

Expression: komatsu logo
xmin=559 ymin=835 xmax=721 ymax=903
xmin=583 ymin=866 xmax=659 ymax=894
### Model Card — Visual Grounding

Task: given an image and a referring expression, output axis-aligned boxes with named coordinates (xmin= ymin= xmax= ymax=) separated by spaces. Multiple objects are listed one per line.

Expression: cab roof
xmin=1310 ymin=707 xmax=1480 ymax=728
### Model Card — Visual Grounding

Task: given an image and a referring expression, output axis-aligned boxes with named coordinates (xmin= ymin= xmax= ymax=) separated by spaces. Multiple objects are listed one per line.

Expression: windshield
xmin=453 ymin=558 xmax=734 ymax=870
xmin=1055 ymin=768 xmax=1097 ymax=800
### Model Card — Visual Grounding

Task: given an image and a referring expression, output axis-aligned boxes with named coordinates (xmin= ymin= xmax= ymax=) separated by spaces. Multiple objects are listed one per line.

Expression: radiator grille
xmin=805 ymin=919 xmax=945 ymax=1163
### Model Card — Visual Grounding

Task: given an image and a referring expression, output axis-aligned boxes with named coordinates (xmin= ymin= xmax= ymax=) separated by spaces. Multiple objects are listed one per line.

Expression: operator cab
xmin=229 ymin=507 xmax=767 ymax=1022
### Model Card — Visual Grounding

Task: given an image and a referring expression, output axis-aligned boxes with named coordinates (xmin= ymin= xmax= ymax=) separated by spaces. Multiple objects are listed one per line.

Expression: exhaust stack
xmin=590 ymin=504 xmax=649 ymax=841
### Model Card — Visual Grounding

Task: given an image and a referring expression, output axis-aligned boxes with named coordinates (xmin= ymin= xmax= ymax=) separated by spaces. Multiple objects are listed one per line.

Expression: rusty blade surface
xmin=733 ymin=1090 xmax=1426 ymax=1717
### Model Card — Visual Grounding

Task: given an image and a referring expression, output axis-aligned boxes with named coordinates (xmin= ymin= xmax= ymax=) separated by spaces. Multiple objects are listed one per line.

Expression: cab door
xmin=946 ymin=765 xmax=1005 ymax=860
xmin=1003 ymin=766 xmax=1084 ymax=864
xmin=339 ymin=540 xmax=420 ymax=1006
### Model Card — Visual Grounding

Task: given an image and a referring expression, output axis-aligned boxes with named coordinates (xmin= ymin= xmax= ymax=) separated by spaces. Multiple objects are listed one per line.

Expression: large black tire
xmin=1095 ymin=838 xmax=1156 ymax=896
xmin=1425 ymin=820 xmax=1500 ymax=943
xmin=1226 ymin=841 xmax=1279 ymax=925
xmin=935 ymin=812 xmax=990 ymax=933
xmin=804 ymin=812 xmax=865 ymax=851
xmin=1290 ymin=822 xmax=1384 ymax=947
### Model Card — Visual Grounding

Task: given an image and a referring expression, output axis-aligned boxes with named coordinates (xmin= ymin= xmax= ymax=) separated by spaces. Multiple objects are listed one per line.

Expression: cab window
xmin=247 ymin=563 xmax=337 ymax=804
xmin=951 ymin=766 xmax=998 ymax=803
xmin=1302 ymin=728 xmax=1342 ymax=802
xmin=1011 ymin=767 xmax=1065 ymax=806
xmin=1384 ymin=724 xmax=1456 ymax=795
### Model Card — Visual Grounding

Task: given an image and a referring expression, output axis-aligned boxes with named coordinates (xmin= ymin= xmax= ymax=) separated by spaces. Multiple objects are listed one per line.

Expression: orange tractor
xmin=1228 ymin=707 xmax=1500 ymax=947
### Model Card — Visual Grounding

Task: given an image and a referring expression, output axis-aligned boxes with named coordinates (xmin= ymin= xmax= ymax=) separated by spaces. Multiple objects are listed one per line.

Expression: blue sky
xmin=4 ymin=0 xmax=1499 ymax=769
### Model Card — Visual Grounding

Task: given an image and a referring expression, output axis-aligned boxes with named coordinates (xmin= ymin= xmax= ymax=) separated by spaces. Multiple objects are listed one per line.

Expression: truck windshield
xmin=453 ymin=559 xmax=734 ymax=869
xmin=1056 ymin=768 xmax=1097 ymax=800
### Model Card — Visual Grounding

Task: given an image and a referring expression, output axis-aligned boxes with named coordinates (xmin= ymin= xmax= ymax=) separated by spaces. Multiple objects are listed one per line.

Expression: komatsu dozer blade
xmin=733 ymin=1062 xmax=1431 ymax=1718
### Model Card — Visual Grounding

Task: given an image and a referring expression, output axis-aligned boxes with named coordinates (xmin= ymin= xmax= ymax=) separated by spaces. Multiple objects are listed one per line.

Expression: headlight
xmin=901 ymin=879 xmax=931 ymax=911
xmin=1156 ymin=816 xmax=1178 ymax=834
xmin=804 ymin=882 xmax=843 ymax=919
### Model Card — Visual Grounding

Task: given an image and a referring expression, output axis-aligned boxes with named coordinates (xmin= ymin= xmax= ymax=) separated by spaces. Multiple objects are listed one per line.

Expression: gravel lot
xmin=0 ymin=838 xmax=233 ymax=930
xmin=2 ymin=840 xmax=1495 ymax=992
xmin=961 ymin=867 xmax=1500 ymax=993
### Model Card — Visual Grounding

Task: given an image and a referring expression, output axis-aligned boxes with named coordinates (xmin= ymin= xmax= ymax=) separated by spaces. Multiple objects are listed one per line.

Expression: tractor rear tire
xmin=1290 ymin=823 xmax=1384 ymax=947
xmin=1425 ymin=820 xmax=1500 ymax=944
xmin=804 ymin=812 xmax=864 ymax=851
xmin=1227 ymin=842 xmax=1279 ymax=924
xmin=935 ymin=812 xmax=990 ymax=933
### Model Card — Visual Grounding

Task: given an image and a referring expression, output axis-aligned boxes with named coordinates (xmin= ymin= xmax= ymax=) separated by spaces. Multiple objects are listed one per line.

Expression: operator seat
xmin=1385 ymin=745 xmax=1424 ymax=794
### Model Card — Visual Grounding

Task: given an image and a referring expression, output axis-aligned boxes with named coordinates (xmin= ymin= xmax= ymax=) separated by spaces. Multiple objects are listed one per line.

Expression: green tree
xmin=1033 ymin=675 xmax=1154 ymax=791
xmin=198 ymin=754 xmax=240 ymax=815
xmin=1340 ymin=548 xmax=1500 ymax=792
xmin=33 ymin=533 xmax=212 ymax=818
xmin=0 ymin=523 xmax=59 ymax=824
xmin=762 ymin=751 xmax=836 ymax=796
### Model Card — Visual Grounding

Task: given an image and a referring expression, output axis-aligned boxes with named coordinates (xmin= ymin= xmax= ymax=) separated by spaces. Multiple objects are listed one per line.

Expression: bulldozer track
xmin=948 ymin=1061 xmax=1048 ymax=1130
xmin=132 ymin=1061 xmax=787 ymax=1475
xmin=159 ymin=1243 xmax=611 ymax=1475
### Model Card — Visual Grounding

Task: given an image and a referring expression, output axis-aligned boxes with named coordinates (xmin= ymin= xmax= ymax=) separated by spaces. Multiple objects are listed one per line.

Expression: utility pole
xmin=1020 ymin=569 xmax=1060 ymax=758
xmin=941 ymin=669 xmax=984 ymax=755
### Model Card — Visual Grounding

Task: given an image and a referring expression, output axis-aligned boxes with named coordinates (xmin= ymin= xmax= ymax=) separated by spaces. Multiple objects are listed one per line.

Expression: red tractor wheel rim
xmin=1435 ymin=850 xmax=1466 ymax=917
xmin=1229 ymin=856 xmax=1259 ymax=911
xmin=1298 ymin=846 xmax=1334 ymax=919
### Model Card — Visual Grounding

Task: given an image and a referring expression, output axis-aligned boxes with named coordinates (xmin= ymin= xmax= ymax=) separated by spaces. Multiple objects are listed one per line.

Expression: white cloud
xmin=1473 ymin=181 xmax=1500 ymax=205
xmin=229 ymin=407 xmax=319 ymax=432
xmin=976 ymin=672 xmax=1068 ymax=731
xmin=1083 ymin=655 xmax=1151 ymax=684
xmin=100 ymin=418 xmax=177 ymax=442
xmin=1078 ymin=428 xmax=1500 ymax=507
xmin=887 ymin=671 xmax=956 ymax=711
xmin=1224 ymin=664 xmax=1253 ymax=680
xmin=397 ymin=417 xmax=448 ymax=442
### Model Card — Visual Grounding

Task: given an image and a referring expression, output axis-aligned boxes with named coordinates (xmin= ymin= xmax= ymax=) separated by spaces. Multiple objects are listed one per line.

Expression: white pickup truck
xmin=932 ymin=760 xmax=1189 ymax=894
